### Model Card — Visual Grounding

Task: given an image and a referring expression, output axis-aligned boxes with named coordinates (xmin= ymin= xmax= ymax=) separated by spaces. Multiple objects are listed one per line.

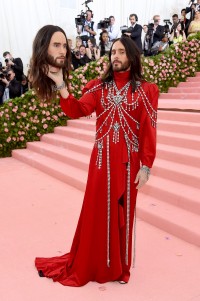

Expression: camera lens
xmin=5 ymin=59 xmax=9 ymax=63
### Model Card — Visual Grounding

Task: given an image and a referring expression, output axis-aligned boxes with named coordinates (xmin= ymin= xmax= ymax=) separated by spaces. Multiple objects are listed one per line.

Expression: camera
xmin=5 ymin=58 xmax=10 ymax=63
xmin=97 ymin=18 xmax=110 ymax=29
xmin=0 ymin=71 xmax=9 ymax=80
xmin=75 ymin=11 xmax=87 ymax=26
xmin=75 ymin=50 xmax=80 ymax=56
xmin=120 ymin=25 xmax=132 ymax=35
xmin=75 ymin=0 xmax=93 ymax=26
xmin=163 ymin=19 xmax=172 ymax=34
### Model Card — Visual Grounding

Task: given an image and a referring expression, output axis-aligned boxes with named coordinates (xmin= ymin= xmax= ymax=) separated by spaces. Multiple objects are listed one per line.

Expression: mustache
xmin=113 ymin=60 xmax=121 ymax=64
xmin=46 ymin=54 xmax=66 ymax=67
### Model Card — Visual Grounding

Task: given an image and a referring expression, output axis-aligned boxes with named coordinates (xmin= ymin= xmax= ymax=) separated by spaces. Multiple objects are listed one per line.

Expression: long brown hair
xmin=30 ymin=25 xmax=71 ymax=102
xmin=102 ymin=36 xmax=143 ymax=92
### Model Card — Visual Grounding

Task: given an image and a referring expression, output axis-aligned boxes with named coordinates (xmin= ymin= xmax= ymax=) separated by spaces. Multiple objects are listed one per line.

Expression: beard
xmin=46 ymin=54 xmax=66 ymax=68
xmin=112 ymin=60 xmax=130 ymax=72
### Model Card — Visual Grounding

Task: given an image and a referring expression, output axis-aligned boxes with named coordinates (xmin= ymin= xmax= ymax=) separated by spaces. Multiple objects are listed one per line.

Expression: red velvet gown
xmin=35 ymin=71 xmax=159 ymax=286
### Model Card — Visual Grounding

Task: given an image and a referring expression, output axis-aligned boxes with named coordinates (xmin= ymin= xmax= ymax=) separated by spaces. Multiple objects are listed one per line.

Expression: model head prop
xmin=30 ymin=25 xmax=71 ymax=102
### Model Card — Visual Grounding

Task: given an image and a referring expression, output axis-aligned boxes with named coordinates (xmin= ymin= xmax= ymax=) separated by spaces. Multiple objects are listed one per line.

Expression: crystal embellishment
xmin=113 ymin=94 xmax=123 ymax=105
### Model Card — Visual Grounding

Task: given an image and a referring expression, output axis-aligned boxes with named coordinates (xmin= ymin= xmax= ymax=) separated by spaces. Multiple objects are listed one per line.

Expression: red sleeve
xmin=138 ymin=82 xmax=159 ymax=168
xmin=60 ymin=79 xmax=100 ymax=119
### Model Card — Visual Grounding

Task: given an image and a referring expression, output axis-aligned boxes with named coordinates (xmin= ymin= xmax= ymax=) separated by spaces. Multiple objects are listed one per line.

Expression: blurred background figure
xmin=107 ymin=16 xmax=120 ymax=41
xmin=99 ymin=30 xmax=113 ymax=57
xmin=3 ymin=51 xmax=24 ymax=82
xmin=86 ymin=37 xmax=100 ymax=60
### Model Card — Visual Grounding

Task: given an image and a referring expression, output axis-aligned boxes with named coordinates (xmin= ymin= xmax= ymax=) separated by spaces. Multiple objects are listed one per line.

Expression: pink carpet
xmin=1 ymin=72 xmax=200 ymax=301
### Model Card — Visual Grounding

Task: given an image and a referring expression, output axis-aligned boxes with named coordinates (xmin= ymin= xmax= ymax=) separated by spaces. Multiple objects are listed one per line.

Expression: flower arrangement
xmin=0 ymin=35 xmax=199 ymax=158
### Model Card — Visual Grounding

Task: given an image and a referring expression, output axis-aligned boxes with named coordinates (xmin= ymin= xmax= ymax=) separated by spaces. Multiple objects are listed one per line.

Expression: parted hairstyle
xmin=29 ymin=25 xmax=71 ymax=102
xmin=102 ymin=36 xmax=143 ymax=92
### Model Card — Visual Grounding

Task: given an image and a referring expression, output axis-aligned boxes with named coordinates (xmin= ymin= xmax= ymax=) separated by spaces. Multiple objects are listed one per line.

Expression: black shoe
xmin=38 ymin=270 xmax=45 ymax=277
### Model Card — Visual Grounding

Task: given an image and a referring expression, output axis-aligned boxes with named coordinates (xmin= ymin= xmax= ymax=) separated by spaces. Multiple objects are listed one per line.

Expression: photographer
xmin=77 ymin=9 xmax=97 ymax=46
xmin=3 ymin=51 xmax=24 ymax=82
xmin=170 ymin=14 xmax=179 ymax=33
xmin=73 ymin=44 xmax=91 ymax=67
xmin=152 ymin=15 xmax=165 ymax=45
xmin=185 ymin=0 xmax=200 ymax=22
xmin=0 ymin=68 xmax=21 ymax=100
xmin=150 ymin=33 xmax=169 ymax=55
xmin=170 ymin=22 xmax=186 ymax=44
xmin=107 ymin=16 xmax=119 ymax=41
xmin=144 ymin=15 xmax=164 ymax=56
xmin=124 ymin=14 xmax=142 ymax=53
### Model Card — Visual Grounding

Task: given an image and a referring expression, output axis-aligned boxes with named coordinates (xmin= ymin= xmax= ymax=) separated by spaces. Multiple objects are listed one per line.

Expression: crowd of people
xmin=0 ymin=1 xmax=200 ymax=104
xmin=70 ymin=0 xmax=200 ymax=67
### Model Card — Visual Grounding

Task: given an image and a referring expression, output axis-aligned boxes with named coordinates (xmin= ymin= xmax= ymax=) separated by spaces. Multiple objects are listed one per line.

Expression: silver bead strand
xmin=106 ymin=135 xmax=111 ymax=268
xmin=125 ymin=136 xmax=131 ymax=266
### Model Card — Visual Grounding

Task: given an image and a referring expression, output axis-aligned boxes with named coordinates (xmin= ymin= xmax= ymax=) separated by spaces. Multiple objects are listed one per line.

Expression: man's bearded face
xmin=47 ymin=31 xmax=67 ymax=69
xmin=111 ymin=40 xmax=130 ymax=72
xmin=46 ymin=54 xmax=66 ymax=68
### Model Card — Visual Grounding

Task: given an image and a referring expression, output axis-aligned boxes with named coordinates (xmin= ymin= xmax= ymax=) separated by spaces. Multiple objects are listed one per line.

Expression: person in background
xmin=21 ymin=74 xmax=29 ymax=94
xmin=3 ymin=51 xmax=24 ymax=82
xmin=76 ymin=44 xmax=91 ymax=67
xmin=170 ymin=14 xmax=179 ymax=33
xmin=124 ymin=14 xmax=143 ymax=53
xmin=0 ymin=68 xmax=21 ymax=100
xmin=152 ymin=15 xmax=165 ymax=46
xmin=170 ymin=22 xmax=186 ymax=44
xmin=77 ymin=9 xmax=97 ymax=46
xmin=72 ymin=37 xmax=83 ymax=70
xmin=86 ymin=37 xmax=100 ymax=60
xmin=99 ymin=30 xmax=113 ymax=57
xmin=180 ymin=8 xmax=190 ymax=36
xmin=151 ymin=33 xmax=169 ymax=55
xmin=107 ymin=16 xmax=119 ymax=41
xmin=187 ymin=10 xmax=200 ymax=38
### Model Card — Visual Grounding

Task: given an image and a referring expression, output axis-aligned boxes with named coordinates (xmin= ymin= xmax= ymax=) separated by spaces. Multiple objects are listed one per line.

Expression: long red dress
xmin=35 ymin=71 xmax=159 ymax=286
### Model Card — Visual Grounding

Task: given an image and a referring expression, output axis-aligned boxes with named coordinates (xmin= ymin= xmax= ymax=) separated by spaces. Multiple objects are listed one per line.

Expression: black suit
xmin=8 ymin=78 xmax=21 ymax=99
xmin=0 ymin=81 xmax=6 ymax=105
xmin=12 ymin=57 xmax=24 ymax=82
xmin=153 ymin=25 xmax=165 ymax=45
xmin=181 ymin=18 xmax=190 ymax=36
xmin=129 ymin=24 xmax=143 ymax=53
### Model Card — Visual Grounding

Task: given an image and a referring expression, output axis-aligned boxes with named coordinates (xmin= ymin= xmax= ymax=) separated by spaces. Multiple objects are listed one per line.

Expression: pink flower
xmin=4 ymin=128 xmax=9 ymax=132
xmin=6 ymin=137 xmax=11 ymax=143
xmin=20 ymin=136 xmax=24 ymax=141
xmin=52 ymin=115 xmax=58 ymax=121
xmin=43 ymin=124 xmax=48 ymax=129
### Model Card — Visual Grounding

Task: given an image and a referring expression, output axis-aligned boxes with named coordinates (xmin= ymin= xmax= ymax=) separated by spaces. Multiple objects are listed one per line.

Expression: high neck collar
xmin=113 ymin=70 xmax=131 ymax=82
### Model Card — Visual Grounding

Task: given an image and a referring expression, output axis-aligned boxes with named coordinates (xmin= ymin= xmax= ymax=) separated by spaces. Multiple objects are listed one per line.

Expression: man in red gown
xmin=31 ymin=25 xmax=159 ymax=287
